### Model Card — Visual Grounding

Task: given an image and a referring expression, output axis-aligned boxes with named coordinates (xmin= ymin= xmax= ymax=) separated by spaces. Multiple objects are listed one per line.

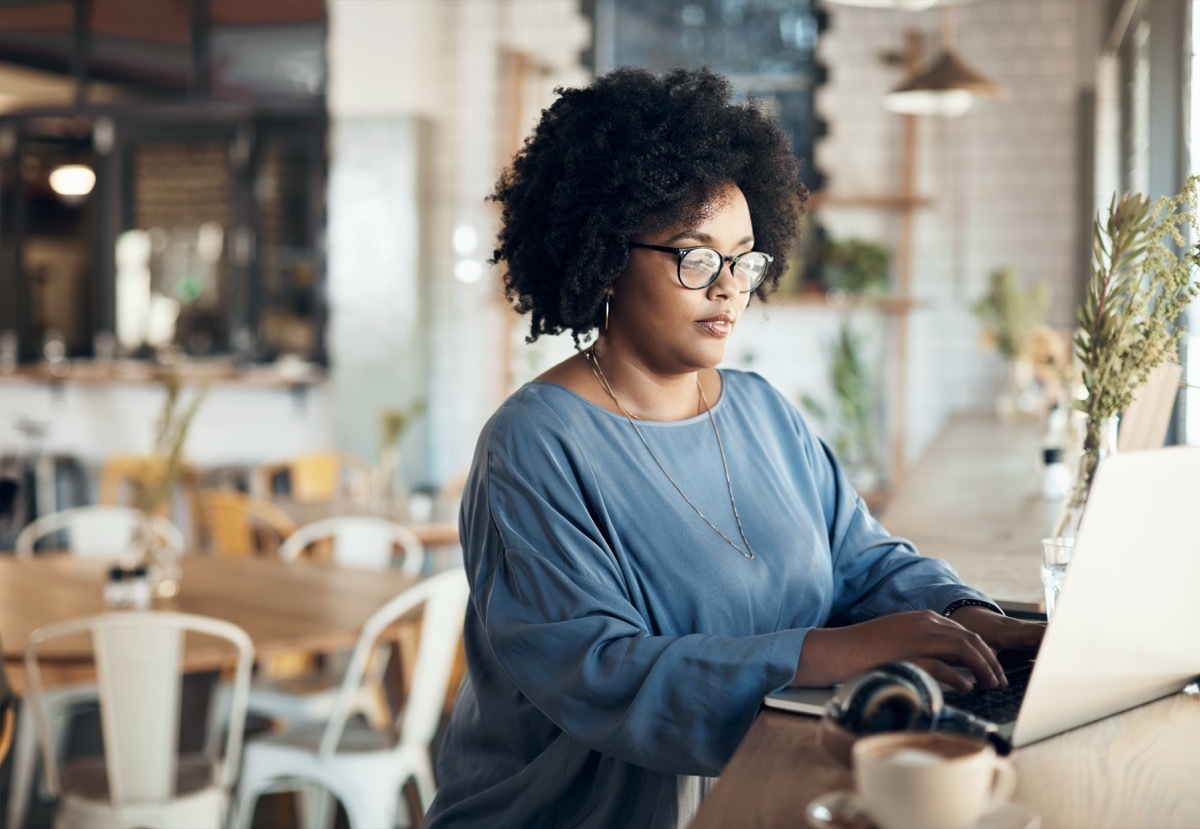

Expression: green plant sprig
xmin=131 ymin=366 xmax=208 ymax=517
xmin=972 ymin=267 xmax=1048 ymax=360
xmin=1078 ymin=177 xmax=1200 ymax=426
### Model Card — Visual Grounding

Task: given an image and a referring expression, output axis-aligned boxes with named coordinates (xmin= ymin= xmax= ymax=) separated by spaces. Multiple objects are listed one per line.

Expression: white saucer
xmin=805 ymin=790 xmax=1041 ymax=829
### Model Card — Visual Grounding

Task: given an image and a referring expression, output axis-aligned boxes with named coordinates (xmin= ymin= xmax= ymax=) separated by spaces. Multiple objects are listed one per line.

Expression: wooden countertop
xmin=878 ymin=411 xmax=1053 ymax=612
xmin=694 ymin=690 xmax=1200 ymax=829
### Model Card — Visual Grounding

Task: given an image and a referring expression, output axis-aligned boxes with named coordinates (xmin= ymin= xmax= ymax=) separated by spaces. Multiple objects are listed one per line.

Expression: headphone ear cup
xmin=834 ymin=662 xmax=943 ymax=734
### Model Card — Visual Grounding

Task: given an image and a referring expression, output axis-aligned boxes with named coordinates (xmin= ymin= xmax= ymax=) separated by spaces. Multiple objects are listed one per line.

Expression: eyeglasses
xmin=629 ymin=243 xmax=773 ymax=292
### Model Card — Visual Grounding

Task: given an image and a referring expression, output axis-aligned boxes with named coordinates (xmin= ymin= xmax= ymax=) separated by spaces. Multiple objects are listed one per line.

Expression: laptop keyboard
xmin=942 ymin=662 xmax=1034 ymax=726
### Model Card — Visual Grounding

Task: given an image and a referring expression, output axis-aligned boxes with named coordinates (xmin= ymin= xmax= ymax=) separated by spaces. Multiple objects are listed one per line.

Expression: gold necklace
xmin=585 ymin=346 xmax=756 ymax=560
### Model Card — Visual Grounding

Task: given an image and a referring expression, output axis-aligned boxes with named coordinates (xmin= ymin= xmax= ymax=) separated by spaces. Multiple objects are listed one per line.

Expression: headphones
xmin=823 ymin=662 xmax=1011 ymax=756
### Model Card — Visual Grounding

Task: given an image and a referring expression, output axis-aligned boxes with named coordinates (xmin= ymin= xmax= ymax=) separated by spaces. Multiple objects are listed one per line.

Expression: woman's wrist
xmin=792 ymin=627 xmax=850 ymax=688
xmin=942 ymin=598 xmax=1003 ymax=619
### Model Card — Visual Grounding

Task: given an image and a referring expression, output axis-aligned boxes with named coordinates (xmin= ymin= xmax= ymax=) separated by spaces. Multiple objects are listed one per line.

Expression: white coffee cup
xmin=852 ymin=731 xmax=1017 ymax=829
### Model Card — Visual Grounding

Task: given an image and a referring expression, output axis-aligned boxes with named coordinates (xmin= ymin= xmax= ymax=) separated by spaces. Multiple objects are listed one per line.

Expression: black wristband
xmin=942 ymin=598 xmax=1003 ymax=618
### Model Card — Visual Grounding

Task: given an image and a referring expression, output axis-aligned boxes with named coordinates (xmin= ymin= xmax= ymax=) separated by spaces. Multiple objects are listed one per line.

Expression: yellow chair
xmin=97 ymin=453 xmax=202 ymax=546
xmin=252 ymin=451 xmax=374 ymax=504
xmin=194 ymin=488 xmax=297 ymax=558
xmin=194 ymin=489 xmax=307 ymax=678
xmin=0 ymin=632 xmax=12 ymax=763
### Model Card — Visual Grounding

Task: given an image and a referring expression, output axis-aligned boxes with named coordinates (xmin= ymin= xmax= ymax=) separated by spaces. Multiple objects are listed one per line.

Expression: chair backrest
xmin=23 ymin=611 xmax=254 ymax=805
xmin=14 ymin=505 xmax=185 ymax=561
xmin=253 ymin=451 xmax=374 ymax=504
xmin=97 ymin=454 xmax=203 ymax=547
xmin=194 ymin=488 xmax=297 ymax=557
xmin=0 ymin=630 xmax=12 ymax=763
xmin=318 ymin=568 xmax=469 ymax=757
xmin=97 ymin=454 xmax=200 ymax=511
xmin=1118 ymin=360 xmax=1183 ymax=452
xmin=279 ymin=516 xmax=426 ymax=576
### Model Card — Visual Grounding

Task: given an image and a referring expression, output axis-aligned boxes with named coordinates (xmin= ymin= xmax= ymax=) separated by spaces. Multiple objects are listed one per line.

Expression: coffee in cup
xmin=852 ymin=731 xmax=1017 ymax=829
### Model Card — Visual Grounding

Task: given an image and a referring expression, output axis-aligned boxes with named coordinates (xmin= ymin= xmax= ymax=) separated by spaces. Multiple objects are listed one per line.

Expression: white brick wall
xmin=325 ymin=0 xmax=1091 ymax=490
xmin=772 ymin=0 xmax=1089 ymax=475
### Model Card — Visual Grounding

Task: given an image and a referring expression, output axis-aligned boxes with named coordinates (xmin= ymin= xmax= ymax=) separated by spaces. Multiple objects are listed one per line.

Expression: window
xmin=589 ymin=0 xmax=827 ymax=192
xmin=0 ymin=0 xmax=327 ymax=365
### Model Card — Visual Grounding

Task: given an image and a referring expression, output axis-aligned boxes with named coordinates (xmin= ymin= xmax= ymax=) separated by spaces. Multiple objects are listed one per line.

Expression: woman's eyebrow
xmin=663 ymin=230 xmax=756 ymax=248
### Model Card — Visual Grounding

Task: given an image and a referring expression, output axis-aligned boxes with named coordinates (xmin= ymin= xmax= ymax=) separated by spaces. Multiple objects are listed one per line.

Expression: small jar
xmin=1041 ymin=446 xmax=1070 ymax=501
xmin=104 ymin=566 xmax=129 ymax=608
xmin=128 ymin=565 xmax=153 ymax=610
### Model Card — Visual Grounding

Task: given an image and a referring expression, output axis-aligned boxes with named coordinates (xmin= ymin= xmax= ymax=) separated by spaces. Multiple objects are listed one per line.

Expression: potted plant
xmin=374 ymin=400 xmax=427 ymax=508
xmin=971 ymin=266 xmax=1050 ymax=420
xmin=801 ymin=321 xmax=881 ymax=494
xmin=822 ymin=237 xmax=891 ymax=298
xmin=128 ymin=361 xmax=207 ymax=596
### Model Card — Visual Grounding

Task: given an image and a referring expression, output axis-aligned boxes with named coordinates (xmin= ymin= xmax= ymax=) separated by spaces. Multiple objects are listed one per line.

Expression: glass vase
xmin=995 ymin=356 xmax=1040 ymax=423
xmin=1050 ymin=414 xmax=1119 ymax=541
xmin=373 ymin=444 xmax=403 ymax=511
xmin=130 ymin=511 xmax=182 ymax=599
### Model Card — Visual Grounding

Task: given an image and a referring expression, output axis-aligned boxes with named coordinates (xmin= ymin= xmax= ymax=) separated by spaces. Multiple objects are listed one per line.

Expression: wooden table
xmin=879 ymin=411 xmax=1052 ymax=613
xmin=0 ymin=554 xmax=419 ymax=692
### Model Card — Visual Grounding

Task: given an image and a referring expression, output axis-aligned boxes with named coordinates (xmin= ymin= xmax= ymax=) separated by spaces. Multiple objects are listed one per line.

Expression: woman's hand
xmin=793 ymin=610 xmax=1012 ymax=693
xmin=948 ymin=605 xmax=1046 ymax=653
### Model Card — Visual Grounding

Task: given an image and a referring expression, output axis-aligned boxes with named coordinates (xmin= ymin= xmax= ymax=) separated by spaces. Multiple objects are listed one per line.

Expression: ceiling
xmin=0 ymin=0 xmax=326 ymax=105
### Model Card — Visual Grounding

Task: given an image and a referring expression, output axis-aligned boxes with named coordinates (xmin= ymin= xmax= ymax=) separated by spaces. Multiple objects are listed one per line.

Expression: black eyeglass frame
xmin=629 ymin=242 xmax=774 ymax=292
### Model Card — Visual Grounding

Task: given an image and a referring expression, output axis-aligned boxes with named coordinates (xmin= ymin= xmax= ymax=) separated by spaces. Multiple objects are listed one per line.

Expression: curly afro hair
xmin=489 ymin=66 xmax=809 ymax=345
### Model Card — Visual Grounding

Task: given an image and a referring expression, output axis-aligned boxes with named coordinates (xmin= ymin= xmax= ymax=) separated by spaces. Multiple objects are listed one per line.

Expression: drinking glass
xmin=1041 ymin=535 xmax=1074 ymax=620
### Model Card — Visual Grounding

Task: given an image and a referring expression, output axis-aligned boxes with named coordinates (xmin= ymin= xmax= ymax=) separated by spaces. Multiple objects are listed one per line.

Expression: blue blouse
xmin=426 ymin=370 xmax=993 ymax=829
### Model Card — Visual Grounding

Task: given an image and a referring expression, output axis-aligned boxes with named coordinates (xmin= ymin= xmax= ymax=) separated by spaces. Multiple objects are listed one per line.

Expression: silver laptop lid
xmin=1012 ymin=446 xmax=1200 ymax=746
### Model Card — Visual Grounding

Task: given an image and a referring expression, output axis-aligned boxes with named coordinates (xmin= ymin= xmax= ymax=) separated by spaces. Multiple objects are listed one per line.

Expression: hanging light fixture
xmin=883 ymin=8 xmax=1003 ymax=118
xmin=48 ymin=163 xmax=96 ymax=203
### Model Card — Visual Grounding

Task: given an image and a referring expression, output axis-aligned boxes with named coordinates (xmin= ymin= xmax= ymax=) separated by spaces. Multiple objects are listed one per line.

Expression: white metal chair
xmin=233 ymin=567 xmax=469 ymax=829
xmin=14 ymin=504 xmax=184 ymax=561
xmin=8 ymin=505 xmax=187 ymax=829
xmin=23 ymin=611 xmax=254 ymax=829
xmin=208 ymin=517 xmax=427 ymax=749
xmin=279 ymin=515 xmax=426 ymax=577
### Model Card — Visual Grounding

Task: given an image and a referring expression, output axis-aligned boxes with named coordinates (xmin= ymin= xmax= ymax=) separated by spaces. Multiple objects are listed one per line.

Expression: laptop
xmin=764 ymin=446 xmax=1200 ymax=748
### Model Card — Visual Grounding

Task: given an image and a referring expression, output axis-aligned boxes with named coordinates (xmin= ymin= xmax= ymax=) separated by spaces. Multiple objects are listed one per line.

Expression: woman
xmin=426 ymin=67 xmax=1043 ymax=829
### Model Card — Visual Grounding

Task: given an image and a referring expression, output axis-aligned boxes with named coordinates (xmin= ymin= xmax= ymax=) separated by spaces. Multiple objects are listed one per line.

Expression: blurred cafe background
xmin=0 ymin=0 xmax=1197 ymax=531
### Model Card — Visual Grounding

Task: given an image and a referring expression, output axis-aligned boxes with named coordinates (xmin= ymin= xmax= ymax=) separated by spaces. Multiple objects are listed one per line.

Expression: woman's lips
xmin=697 ymin=315 xmax=734 ymax=337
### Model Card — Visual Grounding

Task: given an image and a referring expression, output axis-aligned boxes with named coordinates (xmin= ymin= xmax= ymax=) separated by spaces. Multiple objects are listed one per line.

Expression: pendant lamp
xmin=883 ymin=8 xmax=1003 ymax=118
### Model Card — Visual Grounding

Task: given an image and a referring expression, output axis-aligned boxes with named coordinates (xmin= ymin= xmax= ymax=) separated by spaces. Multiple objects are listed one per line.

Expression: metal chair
xmin=14 ymin=504 xmax=184 ymax=561
xmin=0 ymin=631 xmax=13 ymax=764
xmin=9 ymin=505 xmax=183 ymax=829
xmin=209 ymin=518 xmax=427 ymax=765
xmin=234 ymin=568 xmax=469 ymax=829
xmin=24 ymin=611 xmax=254 ymax=829
xmin=279 ymin=515 xmax=426 ymax=577
xmin=193 ymin=488 xmax=297 ymax=558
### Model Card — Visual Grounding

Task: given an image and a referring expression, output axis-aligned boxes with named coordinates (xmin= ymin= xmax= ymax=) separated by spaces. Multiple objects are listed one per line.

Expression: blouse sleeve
xmin=467 ymin=410 xmax=808 ymax=778
xmin=795 ymin=414 xmax=999 ymax=624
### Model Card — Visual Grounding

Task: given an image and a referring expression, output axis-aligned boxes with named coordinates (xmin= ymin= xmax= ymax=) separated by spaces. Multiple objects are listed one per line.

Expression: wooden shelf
xmin=0 ymin=359 xmax=327 ymax=389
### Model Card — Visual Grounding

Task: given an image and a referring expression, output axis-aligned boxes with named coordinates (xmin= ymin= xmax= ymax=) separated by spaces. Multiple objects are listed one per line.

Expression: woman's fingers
xmin=794 ymin=610 xmax=1025 ymax=689
xmin=895 ymin=611 xmax=1006 ymax=689
xmin=911 ymin=658 xmax=974 ymax=694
